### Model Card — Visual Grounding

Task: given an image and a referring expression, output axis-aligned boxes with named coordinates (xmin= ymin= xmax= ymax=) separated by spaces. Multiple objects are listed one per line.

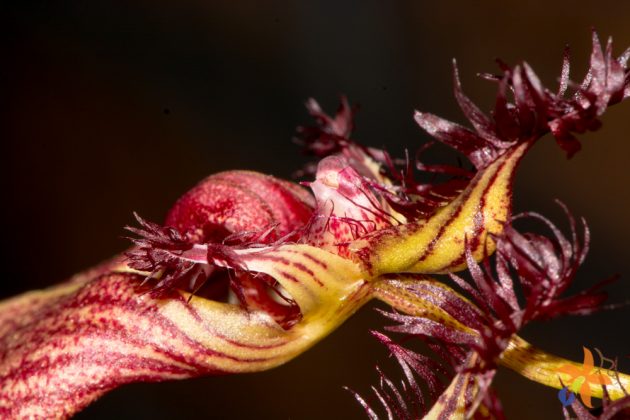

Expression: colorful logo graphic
xmin=556 ymin=347 xmax=612 ymax=408
xmin=557 ymin=386 xmax=576 ymax=406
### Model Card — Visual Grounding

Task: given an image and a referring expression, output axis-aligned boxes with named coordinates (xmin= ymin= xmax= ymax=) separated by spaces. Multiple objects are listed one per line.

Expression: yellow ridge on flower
xmin=354 ymin=142 xmax=529 ymax=276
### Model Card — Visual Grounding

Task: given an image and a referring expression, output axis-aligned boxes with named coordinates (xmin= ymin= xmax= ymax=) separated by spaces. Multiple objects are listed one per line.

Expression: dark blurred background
xmin=2 ymin=1 xmax=630 ymax=418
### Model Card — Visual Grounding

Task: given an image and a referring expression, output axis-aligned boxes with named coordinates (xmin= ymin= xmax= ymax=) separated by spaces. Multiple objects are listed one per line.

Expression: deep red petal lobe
xmin=165 ymin=170 xmax=314 ymax=243
xmin=127 ymin=171 xmax=315 ymax=327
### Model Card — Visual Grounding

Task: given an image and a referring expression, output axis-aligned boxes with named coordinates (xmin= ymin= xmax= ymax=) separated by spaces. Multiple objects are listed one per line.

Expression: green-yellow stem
xmin=500 ymin=335 xmax=630 ymax=400
xmin=372 ymin=279 xmax=630 ymax=402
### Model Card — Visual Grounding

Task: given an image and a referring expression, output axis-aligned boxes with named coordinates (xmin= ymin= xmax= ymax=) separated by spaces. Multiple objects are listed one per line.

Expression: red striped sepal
xmin=0 ymin=244 xmax=369 ymax=419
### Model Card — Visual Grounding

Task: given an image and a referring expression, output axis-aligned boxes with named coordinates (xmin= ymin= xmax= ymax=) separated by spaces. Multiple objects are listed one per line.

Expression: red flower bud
xmin=165 ymin=170 xmax=314 ymax=244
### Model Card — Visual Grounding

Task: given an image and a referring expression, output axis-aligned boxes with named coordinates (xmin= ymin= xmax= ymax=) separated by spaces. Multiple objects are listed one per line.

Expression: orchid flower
xmin=1 ymin=31 xmax=630 ymax=419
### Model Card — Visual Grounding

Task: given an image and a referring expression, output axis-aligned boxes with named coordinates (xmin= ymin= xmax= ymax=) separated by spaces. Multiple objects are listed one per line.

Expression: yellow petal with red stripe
xmin=0 ymin=245 xmax=370 ymax=419
xmin=353 ymin=142 xmax=529 ymax=275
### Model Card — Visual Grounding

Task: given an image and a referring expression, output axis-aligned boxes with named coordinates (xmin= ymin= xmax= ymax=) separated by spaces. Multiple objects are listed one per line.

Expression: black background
xmin=2 ymin=1 xmax=630 ymax=419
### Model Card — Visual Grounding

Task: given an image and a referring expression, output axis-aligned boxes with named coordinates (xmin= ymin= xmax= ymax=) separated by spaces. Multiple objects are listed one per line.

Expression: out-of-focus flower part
xmin=0 ymin=31 xmax=629 ymax=419
xmin=566 ymin=395 xmax=630 ymax=420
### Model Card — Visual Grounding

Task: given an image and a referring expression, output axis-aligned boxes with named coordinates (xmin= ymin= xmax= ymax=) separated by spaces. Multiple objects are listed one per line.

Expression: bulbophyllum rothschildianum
xmin=1 ymin=31 xmax=629 ymax=419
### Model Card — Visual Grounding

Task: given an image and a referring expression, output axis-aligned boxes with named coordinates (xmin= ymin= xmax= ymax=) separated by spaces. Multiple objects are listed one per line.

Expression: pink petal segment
xmin=305 ymin=155 xmax=401 ymax=257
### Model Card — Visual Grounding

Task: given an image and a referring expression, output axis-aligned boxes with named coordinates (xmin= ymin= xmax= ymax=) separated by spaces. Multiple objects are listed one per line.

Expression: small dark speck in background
xmin=163 ymin=108 xmax=171 ymax=115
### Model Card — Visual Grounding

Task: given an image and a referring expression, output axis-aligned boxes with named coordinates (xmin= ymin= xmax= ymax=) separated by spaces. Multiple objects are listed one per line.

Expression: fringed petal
xmin=415 ymin=31 xmax=630 ymax=165
xmin=362 ymin=203 xmax=626 ymax=419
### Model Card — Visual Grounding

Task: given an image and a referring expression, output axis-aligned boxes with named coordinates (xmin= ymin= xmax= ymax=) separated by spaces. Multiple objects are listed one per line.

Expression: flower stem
xmin=499 ymin=335 xmax=630 ymax=400
xmin=372 ymin=278 xmax=630 ymax=402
